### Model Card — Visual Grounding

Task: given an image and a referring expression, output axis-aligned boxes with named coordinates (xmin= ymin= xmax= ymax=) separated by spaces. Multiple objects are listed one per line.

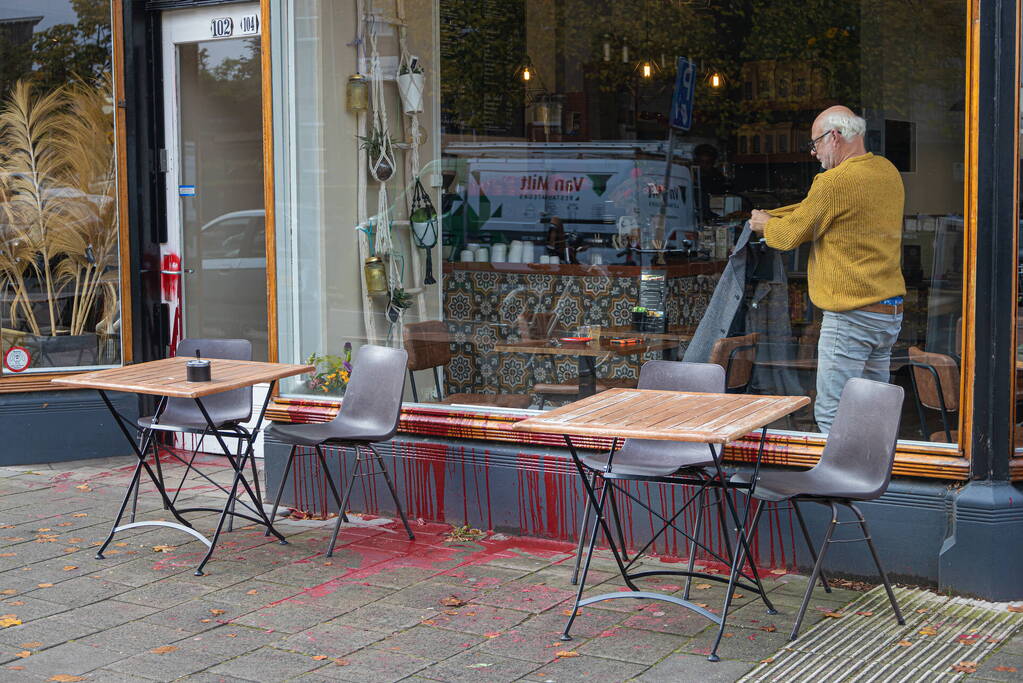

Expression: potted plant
xmin=359 ymin=127 xmax=394 ymax=181
xmin=397 ymin=56 xmax=425 ymax=114
xmin=305 ymin=342 xmax=353 ymax=396
xmin=387 ymin=286 xmax=414 ymax=322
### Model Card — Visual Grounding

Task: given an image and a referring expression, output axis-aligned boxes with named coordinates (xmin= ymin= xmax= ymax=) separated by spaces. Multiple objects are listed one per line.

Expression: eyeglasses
xmin=807 ymin=130 xmax=832 ymax=154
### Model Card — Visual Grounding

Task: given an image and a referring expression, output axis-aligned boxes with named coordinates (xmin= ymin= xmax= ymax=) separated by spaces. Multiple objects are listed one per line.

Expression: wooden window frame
xmin=261 ymin=0 xmax=981 ymax=481
xmin=0 ymin=1 xmax=134 ymax=394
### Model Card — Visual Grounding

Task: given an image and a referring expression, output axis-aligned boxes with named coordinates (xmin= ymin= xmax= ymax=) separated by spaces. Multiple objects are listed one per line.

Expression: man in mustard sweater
xmin=749 ymin=105 xmax=905 ymax=433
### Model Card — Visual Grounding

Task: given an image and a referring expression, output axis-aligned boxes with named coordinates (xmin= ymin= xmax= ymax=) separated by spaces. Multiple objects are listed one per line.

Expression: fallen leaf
xmin=74 ymin=484 xmax=90 ymax=491
xmin=49 ymin=676 xmax=86 ymax=682
xmin=312 ymin=655 xmax=328 ymax=661
xmin=555 ymin=651 xmax=580 ymax=658
xmin=7 ymin=601 xmax=23 ymax=606
xmin=986 ymin=637 xmax=1002 ymax=643
xmin=246 ymin=590 xmax=258 ymax=595
xmin=760 ymin=657 xmax=775 ymax=664
xmin=71 ymin=513 xmax=87 ymax=518
xmin=150 ymin=645 xmax=178 ymax=654
xmin=1008 ymin=605 xmax=1023 ymax=613
xmin=7 ymin=665 xmax=23 ymax=670
xmin=20 ymin=642 xmax=43 ymax=648
xmin=0 ymin=590 xmax=15 ymax=595
xmin=823 ymin=612 xmax=844 ymax=619
xmin=723 ymin=632 xmax=734 ymax=638
xmin=919 ymin=627 xmax=938 ymax=636
xmin=561 ymin=609 xmax=582 ymax=616
xmin=0 ymin=614 xmax=22 ymax=628
xmin=37 ymin=528 xmax=51 ymax=532
xmin=694 ymin=602 xmax=709 ymax=609
xmin=14 ymin=651 xmax=30 ymax=658
xmin=0 ymin=525 xmax=12 ymax=528
xmin=225 ymin=634 xmax=237 ymax=638
xmin=0 ymin=553 xmax=16 ymax=558
xmin=760 ymin=625 xmax=777 ymax=632
xmin=334 ymin=658 xmax=350 ymax=665
xmin=152 ymin=545 xmax=175 ymax=553
xmin=66 ymin=538 xmax=83 ymax=544
xmin=56 ymin=523 xmax=72 ymax=527
xmin=440 ymin=596 xmax=467 ymax=607
xmin=209 ymin=609 xmax=226 ymax=616
xmin=420 ymin=619 xmax=436 ymax=625
xmin=200 ymin=619 xmax=211 ymax=623
xmin=484 ymin=632 xmax=501 ymax=638
xmin=732 ymin=593 xmax=744 ymax=599
xmin=694 ymin=583 xmax=712 ymax=590
xmin=36 ymin=583 xmax=53 ymax=588
xmin=856 ymin=611 xmax=874 ymax=616
xmin=951 ymin=662 xmax=978 ymax=674
xmin=994 ymin=666 xmax=1018 ymax=672
xmin=897 ymin=640 xmax=913 ymax=647
xmin=915 ymin=608 xmax=929 ymax=614
xmin=442 ymin=609 xmax=459 ymax=616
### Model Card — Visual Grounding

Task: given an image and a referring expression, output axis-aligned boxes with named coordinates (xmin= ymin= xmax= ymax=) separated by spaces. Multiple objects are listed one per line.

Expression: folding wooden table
xmin=513 ymin=388 xmax=809 ymax=661
xmin=53 ymin=357 xmax=313 ymax=575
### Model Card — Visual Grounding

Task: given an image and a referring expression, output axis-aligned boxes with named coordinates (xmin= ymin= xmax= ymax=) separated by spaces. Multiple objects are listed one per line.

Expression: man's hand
xmin=749 ymin=209 xmax=772 ymax=235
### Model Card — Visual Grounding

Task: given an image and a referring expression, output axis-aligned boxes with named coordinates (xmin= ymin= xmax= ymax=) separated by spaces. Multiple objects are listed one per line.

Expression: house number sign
xmin=210 ymin=14 xmax=259 ymax=39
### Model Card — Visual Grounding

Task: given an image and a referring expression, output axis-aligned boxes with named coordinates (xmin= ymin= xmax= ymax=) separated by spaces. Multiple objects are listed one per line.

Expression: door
xmin=161 ymin=4 xmax=268 ymax=361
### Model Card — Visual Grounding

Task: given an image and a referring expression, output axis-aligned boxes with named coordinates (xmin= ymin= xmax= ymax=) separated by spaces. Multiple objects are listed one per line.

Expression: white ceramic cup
xmin=475 ymin=246 xmax=489 ymax=262
xmin=508 ymin=245 xmax=524 ymax=263
xmin=539 ymin=254 xmax=551 ymax=264
xmin=550 ymin=255 xmax=560 ymax=265
xmin=592 ymin=254 xmax=604 ymax=265
xmin=460 ymin=249 xmax=475 ymax=262
xmin=491 ymin=244 xmax=508 ymax=262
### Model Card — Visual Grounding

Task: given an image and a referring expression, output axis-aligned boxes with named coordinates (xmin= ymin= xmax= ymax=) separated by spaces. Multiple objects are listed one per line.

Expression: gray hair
xmin=820 ymin=111 xmax=866 ymax=141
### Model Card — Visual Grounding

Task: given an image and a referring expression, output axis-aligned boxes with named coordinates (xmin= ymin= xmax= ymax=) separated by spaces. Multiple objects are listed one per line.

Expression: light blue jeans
xmin=815 ymin=309 xmax=903 ymax=433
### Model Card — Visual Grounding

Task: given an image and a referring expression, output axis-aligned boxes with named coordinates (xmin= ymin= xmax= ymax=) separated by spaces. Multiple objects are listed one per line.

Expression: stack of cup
xmin=475 ymin=246 xmax=489 ymax=262
xmin=522 ymin=241 xmax=534 ymax=264
xmin=459 ymin=249 xmax=474 ymax=262
xmin=491 ymin=243 xmax=507 ymax=263
xmin=508 ymin=240 xmax=523 ymax=263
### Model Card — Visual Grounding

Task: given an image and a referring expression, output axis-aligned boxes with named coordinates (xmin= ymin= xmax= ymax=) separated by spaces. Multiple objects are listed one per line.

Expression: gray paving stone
xmin=632 ymin=652 xmax=753 ymax=682
xmin=207 ymin=645 xmax=324 ymax=680
xmin=381 ymin=578 xmax=489 ymax=610
xmin=104 ymin=642 xmax=227 ymax=679
xmin=420 ymin=648 xmax=542 ymax=682
xmin=371 ymin=624 xmax=483 ymax=659
xmin=517 ymin=605 xmax=626 ymax=639
xmin=0 ymin=614 xmax=103 ymax=649
xmin=972 ymin=651 xmax=1023 ymax=681
xmin=311 ymin=646 xmax=431 ymax=682
xmin=531 ymin=652 xmax=647 ymax=682
xmin=273 ymin=622 xmax=385 ymax=658
xmin=180 ymin=625 xmax=286 ymax=658
xmin=425 ymin=604 xmax=530 ymax=636
xmin=60 ymin=599 xmax=161 ymax=629
xmin=296 ymin=580 xmax=394 ymax=614
xmin=142 ymin=598 xmax=254 ymax=633
xmin=230 ymin=599 xmax=342 ymax=633
xmin=575 ymin=625 xmax=684 ymax=664
xmin=22 ymin=575 xmax=132 ymax=608
xmin=202 ymin=579 xmax=301 ymax=606
xmin=115 ymin=579 xmax=219 ymax=608
xmin=15 ymin=641 xmax=126 ymax=676
xmin=77 ymin=620 xmax=190 ymax=655
xmin=0 ymin=594 xmax=71 ymax=621
xmin=471 ymin=578 xmax=576 ymax=614
xmin=475 ymin=627 xmax=583 ymax=664
xmin=332 ymin=602 xmax=440 ymax=633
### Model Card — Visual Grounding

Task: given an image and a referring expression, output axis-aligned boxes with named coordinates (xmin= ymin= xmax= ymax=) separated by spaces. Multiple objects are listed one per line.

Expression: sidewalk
xmin=1 ymin=454 xmax=1021 ymax=682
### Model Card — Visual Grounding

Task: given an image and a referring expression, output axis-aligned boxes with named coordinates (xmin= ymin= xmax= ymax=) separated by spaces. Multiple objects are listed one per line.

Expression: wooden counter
xmin=442 ymin=261 xmax=726 ymax=278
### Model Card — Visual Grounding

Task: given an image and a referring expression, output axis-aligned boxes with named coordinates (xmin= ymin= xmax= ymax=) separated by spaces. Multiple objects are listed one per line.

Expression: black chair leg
xmin=848 ymin=502 xmax=904 ymax=626
xmin=682 ymin=484 xmax=708 ymax=600
xmin=570 ymin=471 xmax=596 ymax=585
xmin=792 ymin=501 xmax=831 ymax=593
xmin=314 ymin=445 xmax=345 ymax=513
xmin=791 ymin=502 xmax=838 ymax=640
xmin=328 ymin=446 xmax=361 ymax=557
xmin=367 ymin=444 xmax=414 ymax=540
xmin=562 ymin=476 xmax=610 ymax=641
xmin=265 ymin=445 xmax=297 ymax=537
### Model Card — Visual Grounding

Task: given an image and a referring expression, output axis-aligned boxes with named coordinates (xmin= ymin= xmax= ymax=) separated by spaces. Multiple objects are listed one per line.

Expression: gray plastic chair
xmin=133 ymin=338 xmax=255 ymax=525
xmin=731 ymin=377 xmax=906 ymax=640
xmin=570 ymin=361 xmax=732 ymax=596
xmin=265 ymin=344 xmax=414 ymax=556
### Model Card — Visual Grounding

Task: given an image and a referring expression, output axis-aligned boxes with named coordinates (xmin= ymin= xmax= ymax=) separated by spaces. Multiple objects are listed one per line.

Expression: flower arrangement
xmin=306 ymin=342 xmax=353 ymax=395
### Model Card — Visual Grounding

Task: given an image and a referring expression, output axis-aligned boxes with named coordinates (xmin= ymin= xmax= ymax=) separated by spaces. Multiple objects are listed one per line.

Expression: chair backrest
xmin=516 ymin=312 xmax=565 ymax=339
xmin=616 ymin=361 xmax=726 ymax=461
xmin=403 ymin=320 xmax=451 ymax=371
xmin=333 ymin=344 xmax=408 ymax=440
xmin=709 ymin=333 xmax=759 ymax=390
xmin=908 ymin=346 xmax=959 ymax=412
xmin=815 ymin=378 xmax=904 ymax=500
xmin=174 ymin=338 xmax=253 ymax=423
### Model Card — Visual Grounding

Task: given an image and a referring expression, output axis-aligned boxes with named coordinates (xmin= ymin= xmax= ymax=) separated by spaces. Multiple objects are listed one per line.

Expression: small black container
xmin=186 ymin=358 xmax=211 ymax=382
xmin=631 ymin=311 xmax=645 ymax=331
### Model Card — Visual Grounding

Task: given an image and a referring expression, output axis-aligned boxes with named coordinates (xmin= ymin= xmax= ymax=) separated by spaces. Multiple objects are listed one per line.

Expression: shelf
xmin=442 ymin=261 xmax=726 ymax=278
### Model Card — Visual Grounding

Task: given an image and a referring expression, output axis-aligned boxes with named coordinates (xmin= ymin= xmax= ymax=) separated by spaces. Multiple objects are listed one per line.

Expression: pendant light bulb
xmin=522 ymin=66 xmax=531 ymax=82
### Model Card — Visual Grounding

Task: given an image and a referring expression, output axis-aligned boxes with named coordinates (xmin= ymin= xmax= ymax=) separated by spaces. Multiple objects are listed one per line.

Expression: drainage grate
xmin=740 ymin=586 xmax=1023 ymax=682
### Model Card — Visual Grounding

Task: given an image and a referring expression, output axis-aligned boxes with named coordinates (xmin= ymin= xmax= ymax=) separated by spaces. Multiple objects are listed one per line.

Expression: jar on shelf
xmin=364 ymin=256 xmax=388 ymax=294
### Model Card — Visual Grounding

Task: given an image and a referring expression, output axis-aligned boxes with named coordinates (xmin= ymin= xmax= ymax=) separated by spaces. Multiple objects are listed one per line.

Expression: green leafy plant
xmin=358 ymin=127 xmax=394 ymax=159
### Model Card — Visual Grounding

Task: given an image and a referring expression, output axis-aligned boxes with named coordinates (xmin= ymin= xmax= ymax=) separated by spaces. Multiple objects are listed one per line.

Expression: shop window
xmin=0 ymin=2 xmax=122 ymax=375
xmin=271 ymin=0 xmax=966 ymax=444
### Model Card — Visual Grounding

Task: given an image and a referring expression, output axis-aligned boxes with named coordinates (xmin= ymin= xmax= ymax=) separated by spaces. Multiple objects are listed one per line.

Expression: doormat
xmin=740 ymin=586 xmax=1023 ymax=682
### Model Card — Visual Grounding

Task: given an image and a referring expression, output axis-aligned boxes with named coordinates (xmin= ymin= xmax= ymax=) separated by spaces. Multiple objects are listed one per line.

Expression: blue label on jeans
xmin=880 ymin=296 xmax=903 ymax=305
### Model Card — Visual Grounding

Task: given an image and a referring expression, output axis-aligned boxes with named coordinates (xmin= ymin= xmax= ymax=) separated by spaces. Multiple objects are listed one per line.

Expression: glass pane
xmin=271 ymin=0 xmax=966 ymax=445
xmin=0 ymin=1 xmax=121 ymax=374
xmin=178 ymin=39 xmax=267 ymax=361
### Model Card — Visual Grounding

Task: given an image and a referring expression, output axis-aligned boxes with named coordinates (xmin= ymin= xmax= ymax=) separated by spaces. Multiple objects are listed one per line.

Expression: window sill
xmin=267 ymin=398 xmax=971 ymax=481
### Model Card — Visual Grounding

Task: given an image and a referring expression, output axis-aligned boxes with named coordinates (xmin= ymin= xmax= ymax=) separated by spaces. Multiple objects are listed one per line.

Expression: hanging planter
xmin=409 ymin=178 xmax=438 ymax=285
xmin=397 ymin=56 xmax=425 ymax=114
xmin=359 ymin=127 xmax=395 ymax=181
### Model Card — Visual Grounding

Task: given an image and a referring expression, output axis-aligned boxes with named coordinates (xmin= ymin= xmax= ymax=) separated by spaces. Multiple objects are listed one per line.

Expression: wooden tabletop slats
xmin=51 ymin=357 xmax=315 ymax=398
xmin=513 ymin=388 xmax=809 ymax=444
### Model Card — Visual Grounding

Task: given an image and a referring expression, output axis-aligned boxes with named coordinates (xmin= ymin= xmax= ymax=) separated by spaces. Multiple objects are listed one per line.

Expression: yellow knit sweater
xmin=764 ymin=153 xmax=906 ymax=312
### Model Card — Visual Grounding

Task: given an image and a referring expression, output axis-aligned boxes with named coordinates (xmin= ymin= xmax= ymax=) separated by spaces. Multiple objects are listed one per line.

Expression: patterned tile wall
xmin=441 ymin=268 xmax=718 ymax=397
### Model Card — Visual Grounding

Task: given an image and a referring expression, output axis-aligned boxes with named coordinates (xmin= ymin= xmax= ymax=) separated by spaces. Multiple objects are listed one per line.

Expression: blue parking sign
xmin=670 ymin=57 xmax=696 ymax=131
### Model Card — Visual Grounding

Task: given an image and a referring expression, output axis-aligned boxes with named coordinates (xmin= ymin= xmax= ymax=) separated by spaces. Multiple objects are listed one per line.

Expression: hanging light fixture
xmin=602 ymin=34 xmax=612 ymax=62
xmin=515 ymin=56 xmax=537 ymax=84
xmin=706 ymin=70 xmax=726 ymax=92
